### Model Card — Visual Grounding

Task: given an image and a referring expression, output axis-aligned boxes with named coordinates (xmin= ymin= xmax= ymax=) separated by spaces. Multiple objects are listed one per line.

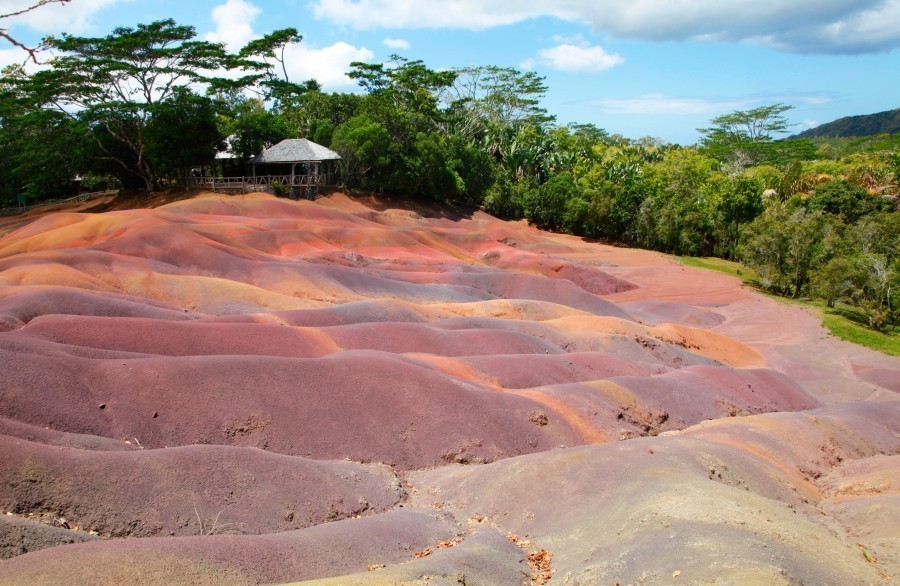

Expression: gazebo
xmin=196 ymin=138 xmax=341 ymax=197
xmin=248 ymin=139 xmax=341 ymax=194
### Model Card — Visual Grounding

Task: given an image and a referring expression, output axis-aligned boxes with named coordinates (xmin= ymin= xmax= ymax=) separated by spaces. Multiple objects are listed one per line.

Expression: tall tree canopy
xmin=699 ymin=104 xmax=794 ymax=145
xmin=5 ymin=19 xmax=256 ymax=190
xmin=238 ymin=28 xmax=320 ymax=109
xmin=446 ymin=66 xmax=553 ymax=141
xmin=698 ymin=103 xmax=798 ymax=166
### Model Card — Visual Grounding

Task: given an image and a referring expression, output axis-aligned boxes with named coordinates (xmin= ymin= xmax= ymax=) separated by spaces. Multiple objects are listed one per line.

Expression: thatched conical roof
xmin=248 ymin=139 xmax=341 ymax=163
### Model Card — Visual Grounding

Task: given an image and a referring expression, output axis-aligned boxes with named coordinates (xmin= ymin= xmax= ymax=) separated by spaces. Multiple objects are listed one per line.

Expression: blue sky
xmin=3 ymin=0 xmax=898 ymax=144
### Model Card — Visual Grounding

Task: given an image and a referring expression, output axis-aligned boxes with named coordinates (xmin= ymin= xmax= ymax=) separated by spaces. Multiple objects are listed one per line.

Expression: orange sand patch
xmin=403 ymin=354 xmax=503 ymax=389
xmin=582 ymin=379 xmax=648 ymax=421
xmin=427 ymin=299 xmax=589 ymax=322
xmin=545 ymin=315 xmax=762 ymax=367
xmin=514 ymin=388 xmax=610 ymax=444
xmin=127 ymin=273 xmax=335 ymax=313
xmin=0 ymin=264 xmax=113 ymax=291
xmin=658 ymin=323 xmax=764 ymax=368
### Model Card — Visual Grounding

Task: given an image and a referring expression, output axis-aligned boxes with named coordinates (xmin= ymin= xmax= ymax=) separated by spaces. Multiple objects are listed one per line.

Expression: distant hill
xmin=794 ymin=108 xmax=900 ymax=138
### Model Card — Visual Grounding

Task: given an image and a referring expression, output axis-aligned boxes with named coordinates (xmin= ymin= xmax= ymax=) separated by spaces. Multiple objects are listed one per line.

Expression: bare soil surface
xmin=0 ymin=191 xmax=896 ymax=584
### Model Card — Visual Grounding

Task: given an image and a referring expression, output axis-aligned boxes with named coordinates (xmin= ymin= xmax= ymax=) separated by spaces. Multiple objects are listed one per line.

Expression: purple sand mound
xmin=0 ymin=515 xmax=98 ymax=560
xmin=0 ymin=436 xmax=403 ymax=537
xmin=0 ymin=347 xmax=581 ymax=468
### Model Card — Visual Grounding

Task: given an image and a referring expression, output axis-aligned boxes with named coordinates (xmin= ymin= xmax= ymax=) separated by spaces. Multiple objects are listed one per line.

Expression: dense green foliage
xmin=1 ymin=17 xmax=897 ymax=333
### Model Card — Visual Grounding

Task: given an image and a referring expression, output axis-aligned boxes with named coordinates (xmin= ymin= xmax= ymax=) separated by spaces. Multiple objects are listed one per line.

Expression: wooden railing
xmin=0 ymin=190 xmax=115 ymax=217
xmin=196 ymin=175 xmax=328 ymax=193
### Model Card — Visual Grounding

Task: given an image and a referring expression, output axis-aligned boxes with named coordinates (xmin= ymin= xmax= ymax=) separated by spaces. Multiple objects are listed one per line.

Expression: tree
xmin=0 ymin=94 xmax=90 ymax=202
xmin=700 ymin=104 xmax=794 ymax=145
xmin=144 ymin=89 xmax=224 ymax=186
xmin=343 ymin=56 xmax=461 ymax=197
xmin=447 ymin=66 xmax=554 ymax=138
xmin=409 ymin=132 xmax=463 ymax=200
xmin=706 ymin=172 xmax=765 ymax=258
xmin=805 ymin=179 xmax=888 ymax=223
xmin=849 ymin=213 xmax=900 ymax=329
xmin=637 ymin=148 xmax=717 ymax=256
xmin=699 ymin=104 xmax=795 ymax=164
xmin=483 ymin=123 xmax=557 ymax=183
xmin=739 ymin=206 xmax=835 ymax=298
xmin=238 ymin=28 xmax=320 ymax=109
xmin=220 ymin=97 xmax=293 ymax=161
xmin=812 ymin=255 xmax=869 ymax=308
xmin=524 ymin=172 xmax=578 ymax=232
xmin=350 ymin=55 xmax=456 ymax=117
xmin=448 ymin=135 xmax=498 ymax=204
xmin=7 ymin=19 xmax=255 ymax=191
xmin=283 ymin=90 xmax=362 ymax=142
xmin=330 ymin=115 xmax=392 ymax=189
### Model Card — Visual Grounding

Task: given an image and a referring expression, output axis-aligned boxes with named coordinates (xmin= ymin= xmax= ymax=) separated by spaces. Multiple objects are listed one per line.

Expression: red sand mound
xmin=0 ymin=191 xmax=896 ymax=583
xmin=20 ymin=315 xmax=340 ymax=358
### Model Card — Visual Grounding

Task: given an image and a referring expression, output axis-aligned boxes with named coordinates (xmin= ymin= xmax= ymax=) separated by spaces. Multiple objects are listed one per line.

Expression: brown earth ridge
xmin=0 ymin=191 xmax=897 ymax=585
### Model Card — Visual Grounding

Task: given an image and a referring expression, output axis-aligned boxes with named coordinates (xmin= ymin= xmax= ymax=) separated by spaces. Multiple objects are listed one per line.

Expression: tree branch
xmin=1 ymin=0 xmax=72 ymax=64
xmin=0 ymin=0 xmax=70 ymax=21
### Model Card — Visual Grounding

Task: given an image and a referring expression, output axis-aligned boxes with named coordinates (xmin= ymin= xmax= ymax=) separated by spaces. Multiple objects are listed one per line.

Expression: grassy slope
xmin=676 ymin=256 xmax=899 ymax=356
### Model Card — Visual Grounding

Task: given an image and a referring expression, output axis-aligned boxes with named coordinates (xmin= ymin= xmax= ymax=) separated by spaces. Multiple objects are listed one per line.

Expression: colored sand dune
xmin=0 ymin=192 xmax=897 ymax=585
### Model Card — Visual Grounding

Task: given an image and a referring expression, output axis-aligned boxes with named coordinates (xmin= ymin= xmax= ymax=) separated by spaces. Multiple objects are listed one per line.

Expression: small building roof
xmin=249 ymin=139 xmax=341 ymax=164
xmin=215 ymin=134 xmax=238 ymax=160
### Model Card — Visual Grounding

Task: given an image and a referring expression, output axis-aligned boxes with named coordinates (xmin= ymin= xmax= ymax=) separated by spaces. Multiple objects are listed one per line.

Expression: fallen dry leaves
xmin=436 ymin=537 xmax=463 ymax=548
xmin=527 ymin=549 xmax=553 ymax=585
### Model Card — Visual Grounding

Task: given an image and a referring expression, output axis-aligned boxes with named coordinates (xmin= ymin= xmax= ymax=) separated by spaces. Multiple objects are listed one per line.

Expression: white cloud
xmin=803 ymin=119 xmax=819 ymax=128
xmin=528 ymin=42 xmax=623 ymax=73
xmin=198 ymin=1 xmax=372 ymax=90
xmin=591 ymin=93 xmax=833 ymax=116
xmin=204 ymin=0 xmax=262 ymax=52
xmin=550 ymin=33 xmax=588 ymax=45
xmin=1 ymin=0 xmax=125 ymax=35
xmin=593 ymin=94 xmax=749 ymax=116
xmin=793 ymin=94 xmax=833 ymax=105
xmin=282 ymin=41 xmax=375 ymax=89
xmin=756 ymin=0 xmax=900 ymax=53
xmin=383 ymin=37 xmax=411 ymax=50
xmin=310 ymin=0 xmax=572 ymax=31
xmin=309 ymin=0 xmax=900 ymax=54
xmin=0 ymin=47 xmax=28 ymax=72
